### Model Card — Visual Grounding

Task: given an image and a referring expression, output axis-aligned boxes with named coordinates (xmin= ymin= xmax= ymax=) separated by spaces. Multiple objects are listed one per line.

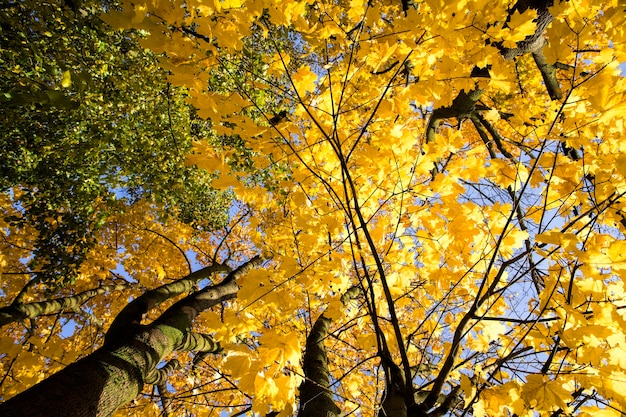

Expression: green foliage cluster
xmin=0 ymin=0 xmax=231 ymax=285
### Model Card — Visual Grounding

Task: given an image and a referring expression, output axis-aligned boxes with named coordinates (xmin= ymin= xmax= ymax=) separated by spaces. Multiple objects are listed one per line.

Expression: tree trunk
xmin=298 ymin=315 xmax=341 ymax=417
xmin=0 ymin=260 xmax=258 ymax=417
xmin=0 ymin=346 xmax=142 ymax=417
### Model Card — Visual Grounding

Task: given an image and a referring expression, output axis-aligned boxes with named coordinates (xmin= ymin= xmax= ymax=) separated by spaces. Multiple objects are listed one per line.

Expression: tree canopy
xmin=0 ymin=0 xmax=231 ymax=285
xmin=1 ymin=0 xmax=626 ymax=416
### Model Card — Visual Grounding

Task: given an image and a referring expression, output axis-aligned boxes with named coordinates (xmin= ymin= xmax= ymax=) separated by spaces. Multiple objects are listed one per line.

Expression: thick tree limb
xmin=298 ymin=315 xmax=341 ymax=417
xmin=155 ymin=255 xmax=263 ymax=331
xmin=425 ymin=89 xmax=485 ymax=144
xmin=105 ymin=262 xmax=231 ymax=346
xmin=0 ymin=334 xmax=158 ymax=417
xmin=177 ymin=332 xmax=222 ymax=353
xmin=532 ymin=50 xmax=563 ymax=100
xmin=499 ymin=1 xmax=563 ymax=102
xmin=0 ymin=284 xmax=128 ymax=327
xmin=298 ymin=287 xmax=361 ymax=417
xmin=146 ymin=359 xmax=180 ymax=385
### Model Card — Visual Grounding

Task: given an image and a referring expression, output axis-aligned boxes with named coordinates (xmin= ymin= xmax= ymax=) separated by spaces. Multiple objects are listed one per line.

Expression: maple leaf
xmin=521 ymin=375 xmax=571 ymax=412
xmin=292 ymin=65 xmax=318 ymax=93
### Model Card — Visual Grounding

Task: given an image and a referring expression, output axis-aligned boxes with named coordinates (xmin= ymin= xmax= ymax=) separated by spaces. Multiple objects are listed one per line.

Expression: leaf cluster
xmin=0 ymin=0 xmax=231 ymax=285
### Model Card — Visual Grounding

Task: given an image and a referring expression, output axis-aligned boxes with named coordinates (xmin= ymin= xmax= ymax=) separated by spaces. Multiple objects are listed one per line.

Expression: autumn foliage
xmin=2 ymin=0 xmax=626 ymax=416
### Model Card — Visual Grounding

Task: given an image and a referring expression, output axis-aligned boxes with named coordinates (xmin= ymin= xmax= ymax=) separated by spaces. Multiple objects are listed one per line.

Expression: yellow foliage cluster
xmin=3 ymin=0 xmax=626 ymax=415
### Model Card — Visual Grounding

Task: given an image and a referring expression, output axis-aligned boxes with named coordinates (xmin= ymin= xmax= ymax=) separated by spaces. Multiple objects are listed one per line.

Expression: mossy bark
xmin=0 ymin=284 xmax=127 ymax=328
xmin=0 ymin=259 xmax=261 ymax=417
xmin=0 ymin=327 xmax=171 ymax=417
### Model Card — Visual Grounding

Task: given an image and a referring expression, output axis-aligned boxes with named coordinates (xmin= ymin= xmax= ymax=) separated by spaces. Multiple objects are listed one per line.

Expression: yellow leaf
xmin=292 ymin=65 xmax=317 ymax=93
xmin=477 ymin=381 xmax=524 ymax=416
xmin=223 ymin=351 xmax=252 ymax=376
xmin=578 ymin=406 xmax=623 ymax=417
xmin=617 ymin=152 xmax=626 ymax=179
xmin=535 ymin=231 xmax=579 ymax=250
xmin=254 ymin=373 xmax=279 ymax=410
xmin=501 ymin=9 xmax=538 ymax=48
xmin=508 ymin=9 xmax=537 ymax=37
xmin=460 ymin=374 xmax=475 ymax=407
xmin=259 ymin=329 xmax=302 ymax=366
xmin=156 ymin=265 xmax=166 ymax=280
xmin=61 ymin=70 xmax=71 ymax=88
xmin=356 ymin=333 xmax=377 ymax=351
xmin=608 ymin=240 xmax=626 ymax=269
xmin=211 ymin=173 xmax=240 ymax=190
xmin=521 ymin=374 xmax=570 ymax=412
xmin=488 ymin=59 xmax=515 ymax=92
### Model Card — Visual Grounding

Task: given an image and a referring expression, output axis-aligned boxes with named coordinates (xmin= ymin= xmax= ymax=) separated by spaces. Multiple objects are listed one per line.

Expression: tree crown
xmin=2 ymin=0 xmax=626 ymax=416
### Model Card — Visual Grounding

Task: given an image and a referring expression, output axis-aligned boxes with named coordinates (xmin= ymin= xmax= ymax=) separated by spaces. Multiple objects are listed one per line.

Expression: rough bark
xmin=104 ymin=262 xmax=231 ymax=346
xmin=298 ymin=287 xmax=360 ymax=417
xmin=0 ymin=328 xmax=166 ymax=417
xmin=298 ymin=314 xmax=341 ymax=417
xmin=532 ymin=50 xmax=563 ymax=100
xmin=0 ymin=284 xmax=128 ymax=328
xmin=0 ymin=258 xmax=262 ymax=417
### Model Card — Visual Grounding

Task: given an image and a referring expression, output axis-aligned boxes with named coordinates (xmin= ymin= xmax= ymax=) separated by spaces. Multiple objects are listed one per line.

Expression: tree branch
xmin=150 ymin=359 xmax=181 ymax=416
xmin=532 ymin=50 xmax=563 ymax=100
xmin=177 ymin=332 xmax=222 ymax=353
xmin=105 ymin=263 xmax=231 ymax=346
xmin=424 ymin=0 xmax=560 ymax=149
xmin=498 ymin=2 xmax=554 ymax=60
xmin=0 ymin=284 xmax=128 ymax=327
xmin=154 ymin=256 xmax=264 ymax=333
xmin=425 ymin=89 xmax=485 ymax=144
xmin=145 ymin=359 xmax=180 ymax=385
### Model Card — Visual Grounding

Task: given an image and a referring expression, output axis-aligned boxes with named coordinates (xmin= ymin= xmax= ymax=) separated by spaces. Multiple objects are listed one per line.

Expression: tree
xmin=1 ymin=0 xmax=626 ymax=416
xmin=0 ymin=0 xmax=231 ymax=285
